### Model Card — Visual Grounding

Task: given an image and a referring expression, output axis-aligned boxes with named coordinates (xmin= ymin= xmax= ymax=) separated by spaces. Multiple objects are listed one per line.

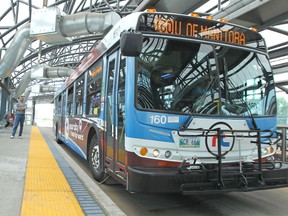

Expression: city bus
xmin=53 ymin=10 xmax=288 ymax=194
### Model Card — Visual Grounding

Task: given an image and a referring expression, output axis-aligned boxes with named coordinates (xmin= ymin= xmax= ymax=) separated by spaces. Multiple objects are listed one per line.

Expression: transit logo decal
xmin=212 ymin=131 xmax=230 ymax=147
xmin=205 ymin=122 xmax=235 ymax=157
xmin=69 ymin=119 xmax=84 ymax=141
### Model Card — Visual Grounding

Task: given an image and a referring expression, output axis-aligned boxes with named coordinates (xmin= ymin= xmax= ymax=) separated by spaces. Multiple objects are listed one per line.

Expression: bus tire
xmin=88 ymin=134 xmax=107 ymax=182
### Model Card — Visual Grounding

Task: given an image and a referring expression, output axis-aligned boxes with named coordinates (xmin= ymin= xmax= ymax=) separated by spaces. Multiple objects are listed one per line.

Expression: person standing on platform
xmin=11 ymin=96 xmax=27 ymax=139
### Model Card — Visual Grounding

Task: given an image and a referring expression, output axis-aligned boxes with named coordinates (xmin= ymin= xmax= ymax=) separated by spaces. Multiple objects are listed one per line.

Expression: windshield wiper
xmin=227 ymin=80 xmax=258 ymax=129
xmin=179 ymin=115 xmax=193 ymax=130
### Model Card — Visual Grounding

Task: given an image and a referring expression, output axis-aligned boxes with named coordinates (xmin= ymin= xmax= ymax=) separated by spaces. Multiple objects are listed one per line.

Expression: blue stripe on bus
xmin=58 ymin=134 xmax=87 ymax=160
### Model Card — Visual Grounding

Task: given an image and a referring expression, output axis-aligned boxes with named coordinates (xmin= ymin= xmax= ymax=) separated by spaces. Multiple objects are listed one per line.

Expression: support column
xmin=0 ymin=77 xmax=10 ymax=119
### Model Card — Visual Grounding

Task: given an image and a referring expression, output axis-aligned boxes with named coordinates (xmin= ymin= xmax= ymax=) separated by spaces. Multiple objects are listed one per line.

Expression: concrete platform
xmin=0 ymin=125 xmax=126 ymax=216
xmin=0 ymin=125 xmax=30 ymax=216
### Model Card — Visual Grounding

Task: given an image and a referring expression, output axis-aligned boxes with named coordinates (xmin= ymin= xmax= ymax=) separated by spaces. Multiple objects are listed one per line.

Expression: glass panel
xmin=75 ymin=75 xmax=84 ymax=115
xmin=61 ymin=92 xmax=66 ymax=115
xmin=216 ymin=46 xmax=276 ymax=116
xmin=136 ymin=38 xmax=218 ymax=114
xmin=117 ymin=55 xmax=126 ymax=164
xmin=107 ymin=58 xmax=115 ymax=158
xmin=136 ymin=37 xmax=276 ymax=117
xmin=87 ymin=60 xmax=103 ymax=116
xmin=56 ymin=95 xmax=61 ymax=114
xmin=67 ymin=86 xmax=73 ymax=115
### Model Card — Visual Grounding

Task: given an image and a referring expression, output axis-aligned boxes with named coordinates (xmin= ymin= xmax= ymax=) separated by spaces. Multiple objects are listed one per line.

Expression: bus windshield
xmin=135 ymin=37 xmax=276 ymax=116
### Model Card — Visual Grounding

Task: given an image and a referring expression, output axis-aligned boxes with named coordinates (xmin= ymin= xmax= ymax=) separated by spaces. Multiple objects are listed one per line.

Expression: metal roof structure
xmin=0 ymin=0 xmax=288 ymax=96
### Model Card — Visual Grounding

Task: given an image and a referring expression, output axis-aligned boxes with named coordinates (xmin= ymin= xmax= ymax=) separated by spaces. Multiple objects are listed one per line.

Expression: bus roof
xmin=53 ymin=11 xmax=265 ymax=99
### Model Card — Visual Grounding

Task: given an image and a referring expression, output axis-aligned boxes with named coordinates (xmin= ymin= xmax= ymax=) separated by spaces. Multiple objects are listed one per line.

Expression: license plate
xmin=179 ymin=137 xmax=200 ymax=148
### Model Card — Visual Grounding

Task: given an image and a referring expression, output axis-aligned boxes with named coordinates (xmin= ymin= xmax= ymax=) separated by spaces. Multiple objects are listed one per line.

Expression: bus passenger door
xmin=60 ymin=92 xmax=66 ymax=136
xmin=106 ymin=52 xmax=118 ymax=170
xmin=105 ymin=52 xmax=126 ymax=176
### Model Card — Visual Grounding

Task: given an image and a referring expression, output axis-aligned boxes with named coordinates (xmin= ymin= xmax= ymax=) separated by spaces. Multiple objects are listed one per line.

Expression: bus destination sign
xmin=139 ymin=14 xmax=251 ymax=46
xmin=154 ymin=17 xmax=246 ymax=45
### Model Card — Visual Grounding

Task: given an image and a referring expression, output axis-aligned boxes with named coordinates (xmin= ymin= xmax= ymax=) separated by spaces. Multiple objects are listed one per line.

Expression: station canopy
xmin=0 ymin=0 xmax=287 ymax=96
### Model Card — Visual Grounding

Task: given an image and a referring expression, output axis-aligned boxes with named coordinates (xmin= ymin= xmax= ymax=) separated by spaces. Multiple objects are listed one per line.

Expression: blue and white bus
xmin=53 ymin=10 xmax=288 ymax=194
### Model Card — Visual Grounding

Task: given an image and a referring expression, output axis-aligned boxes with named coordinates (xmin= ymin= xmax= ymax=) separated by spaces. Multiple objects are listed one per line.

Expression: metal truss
xmin=0 ymin=0 xmax=141 ymax=91
xmin=11 ymin=36 xmax=100 ymax=87
xmin=1 ymin=0 xmax=288 ymax=94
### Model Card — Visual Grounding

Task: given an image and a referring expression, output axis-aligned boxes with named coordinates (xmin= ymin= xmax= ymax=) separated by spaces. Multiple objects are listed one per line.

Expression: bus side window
xmin=56 ymin=95 xmax=61 ymax=114
xmin=117 ymin=55 xmax=126 ymax=164
xmin=89 ymin=92 xmax=101 ymax=115
xmin=75 ymin=75 xmax=84 ymax=115
xmin=87 ymin=60 xmax=103 ymax=116
xmin=67 ymin=86 xmax=74 ymax=115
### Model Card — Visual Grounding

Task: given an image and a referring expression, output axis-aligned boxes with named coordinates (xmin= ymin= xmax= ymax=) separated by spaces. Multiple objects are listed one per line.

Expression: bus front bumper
xmin=126 ymin=163 xmax=288 ymax=194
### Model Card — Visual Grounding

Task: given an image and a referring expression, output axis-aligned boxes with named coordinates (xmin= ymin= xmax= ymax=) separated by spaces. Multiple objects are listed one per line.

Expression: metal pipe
xmin=218 ymin=0 xmax=222 ymax=11
xmin=0 ymin=18 xmax=30 ymax=40
xmin=43 ymin=0 xmax=48 ymax=7
xmin=0 ymin=23 xmax=34 ymax=79
xmin=0 ymin=9 xmax=120 ymax=82
xmin=40 ymin=85 xmax=57 ymax=93
xmin=13 ymin=64 xmax=74 ymax=98
xmin=24 ymin=88 xmax=31 ymax=102
xmin=10 ymin=0 xmax=16 ymax=23
xmin=28 ymin=0 xmax=32 ymax=21
xmin=44 ymin=66 xmax=74 ymax=78
xmin=60 ymin=12 xmax=120 ymax=37
xmin=11 ymin=70 xmax=31 ymax=98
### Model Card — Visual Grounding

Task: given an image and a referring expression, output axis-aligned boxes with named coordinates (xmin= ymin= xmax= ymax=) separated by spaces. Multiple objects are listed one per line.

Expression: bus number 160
xmin=150 ymin=115 xmax=167 ymax=124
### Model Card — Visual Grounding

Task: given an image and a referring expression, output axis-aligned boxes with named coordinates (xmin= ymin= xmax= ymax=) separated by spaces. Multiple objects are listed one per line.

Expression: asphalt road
xmin=43 ymin=127 xmax=288 ymax=216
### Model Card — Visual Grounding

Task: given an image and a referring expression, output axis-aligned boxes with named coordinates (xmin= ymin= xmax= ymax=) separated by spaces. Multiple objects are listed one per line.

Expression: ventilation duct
xmin=31 ymin=85 xmax=57 ymax=93
xmin=31 ymin=65 xmax=74 ymax=79
xmin=60 ymin=11 xmax=120 ymax=40
xmin=11 ymin=71 xmax=31 ymax=99
xmin=0 ymin=24 xmax=34 ymax=79
xmin=30 ymin=7 xmax=121 ymax=44
xmin=24 ymin=88 xmax=31 ymax=102
xmin=0 ymin=7 xmax=120 ymax=81
xmin=12 ymin=65 xmax=74 ymax=98
xmin=40 ymin=85 xmax=58 ymax=93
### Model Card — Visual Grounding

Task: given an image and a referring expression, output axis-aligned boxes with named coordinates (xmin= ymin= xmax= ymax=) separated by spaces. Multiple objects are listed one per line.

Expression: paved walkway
xmin=0 ymin=125 xmax=126 ymax=216
xmin=0 ymin=125 xmax=30 ymax=216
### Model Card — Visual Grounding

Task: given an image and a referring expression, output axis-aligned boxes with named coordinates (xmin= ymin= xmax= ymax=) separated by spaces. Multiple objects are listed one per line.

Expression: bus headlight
xmin=153 ymin=149 xmax=160 ymax=157
xmin=263 ymin=148 xmax=269 ymax=155
xmin=165 ymin=151 xmax=172 ymax=158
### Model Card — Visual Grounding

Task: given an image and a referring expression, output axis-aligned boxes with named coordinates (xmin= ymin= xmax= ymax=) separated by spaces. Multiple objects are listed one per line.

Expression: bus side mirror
xmin=120 ymin=31 xmax=143 ymax=56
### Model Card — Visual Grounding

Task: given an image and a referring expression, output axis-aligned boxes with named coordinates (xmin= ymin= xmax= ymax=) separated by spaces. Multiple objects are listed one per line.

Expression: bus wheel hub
xmin=91 ymin=145 xmax=100 ymax=169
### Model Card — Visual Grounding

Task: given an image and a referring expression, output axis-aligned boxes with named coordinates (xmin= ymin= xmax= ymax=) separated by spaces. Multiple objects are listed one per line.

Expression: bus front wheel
xmin=88 ymin=134 xmax=107 ymax=182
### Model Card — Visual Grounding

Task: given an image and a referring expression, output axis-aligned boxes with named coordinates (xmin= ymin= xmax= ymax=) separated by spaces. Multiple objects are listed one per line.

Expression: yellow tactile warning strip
xmin=21 ymin=126 xmax=84 ymax=216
